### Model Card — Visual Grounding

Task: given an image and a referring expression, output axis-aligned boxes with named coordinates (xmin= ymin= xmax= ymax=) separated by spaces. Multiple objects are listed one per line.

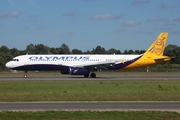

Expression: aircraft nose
xmin=5 ymin=62 xmax=12 ymax=68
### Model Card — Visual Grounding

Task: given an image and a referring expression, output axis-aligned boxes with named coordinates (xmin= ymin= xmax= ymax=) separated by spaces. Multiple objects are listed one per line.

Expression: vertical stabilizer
xmin=145 ymin=32 xmax=168 ymax=56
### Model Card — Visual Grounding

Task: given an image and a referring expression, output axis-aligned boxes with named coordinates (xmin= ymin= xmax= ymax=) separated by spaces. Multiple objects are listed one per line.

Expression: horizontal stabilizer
xmin=154 ymin=56 xmax=171 ymax=62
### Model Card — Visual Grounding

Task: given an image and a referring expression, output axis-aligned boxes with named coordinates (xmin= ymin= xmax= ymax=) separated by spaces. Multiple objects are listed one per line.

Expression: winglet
xmin=145 ymin=32 xmax=168 ymax=56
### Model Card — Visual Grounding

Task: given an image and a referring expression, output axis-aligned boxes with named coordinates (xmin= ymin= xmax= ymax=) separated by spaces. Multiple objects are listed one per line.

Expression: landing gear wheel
xmin=23 ymin=74 xmax=27 ymax=78
xmin=84 ymin=74 xmax=89 ymax=78
xmin=90 ymin=73 xmax=96 ymax=78
xmin=24 ymin=70 xmax=28 ymax=78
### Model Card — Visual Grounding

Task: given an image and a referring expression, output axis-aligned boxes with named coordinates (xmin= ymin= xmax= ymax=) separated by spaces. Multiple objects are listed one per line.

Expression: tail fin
xmin=145 ymin=32 xmax=168 ymax=56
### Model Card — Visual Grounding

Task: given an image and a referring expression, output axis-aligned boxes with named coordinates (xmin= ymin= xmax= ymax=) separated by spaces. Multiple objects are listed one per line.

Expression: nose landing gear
xmin=23 ymin=70 xmax=28 ymax=78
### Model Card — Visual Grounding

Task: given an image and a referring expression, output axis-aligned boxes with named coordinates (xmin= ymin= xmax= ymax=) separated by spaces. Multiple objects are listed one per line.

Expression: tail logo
xmin=148 ymin=34 xmax=165 ymax=56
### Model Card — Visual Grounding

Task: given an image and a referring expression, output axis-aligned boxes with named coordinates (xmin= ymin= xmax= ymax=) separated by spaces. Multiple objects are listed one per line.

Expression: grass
xmin=0 ymin=111 xmax=180 ymax=120
xmin=0 ymin=80 xmax=180 ymax=102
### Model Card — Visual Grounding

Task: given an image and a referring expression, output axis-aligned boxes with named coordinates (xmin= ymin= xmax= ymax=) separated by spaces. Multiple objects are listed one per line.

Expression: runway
xmin=0 ymin=73 xmax=180 ymax=80
xmin=0 ymin=102 xmax=180 ymax=112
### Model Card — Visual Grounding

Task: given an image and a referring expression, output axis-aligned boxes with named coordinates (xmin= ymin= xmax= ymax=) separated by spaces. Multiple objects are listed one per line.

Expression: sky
xmin=0 ymin=0 xmax=180 ymax=52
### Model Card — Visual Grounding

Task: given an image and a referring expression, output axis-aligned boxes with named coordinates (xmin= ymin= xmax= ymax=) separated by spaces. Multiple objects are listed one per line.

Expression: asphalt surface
xmin=0 ymin=74 xmax=180 ymax=112
xmin=0 ymin=102 xmax=180 ymax=112
xmin=0 ymin=74 xmax=180 ymax=80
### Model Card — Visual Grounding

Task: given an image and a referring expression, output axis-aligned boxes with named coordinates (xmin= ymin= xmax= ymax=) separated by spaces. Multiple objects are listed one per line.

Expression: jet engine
xmin=60 ymin=67 xmax=89 ymax=76
xmin=69 ymin=67 xmax=89 ymax=75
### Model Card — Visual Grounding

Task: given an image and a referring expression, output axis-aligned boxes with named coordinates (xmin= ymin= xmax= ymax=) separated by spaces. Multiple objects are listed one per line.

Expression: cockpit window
xmin=11 ymin=59 xmax=19 ymax=61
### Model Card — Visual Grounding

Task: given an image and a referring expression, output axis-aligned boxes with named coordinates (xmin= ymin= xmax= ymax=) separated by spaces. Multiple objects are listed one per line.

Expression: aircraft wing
xmin=62 ymin=61 xmax=119 ymax=70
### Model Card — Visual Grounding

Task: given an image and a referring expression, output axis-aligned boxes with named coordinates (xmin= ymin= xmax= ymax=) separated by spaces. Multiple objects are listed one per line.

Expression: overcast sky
xmin=0 ymin=0 xmax=180 ymax=52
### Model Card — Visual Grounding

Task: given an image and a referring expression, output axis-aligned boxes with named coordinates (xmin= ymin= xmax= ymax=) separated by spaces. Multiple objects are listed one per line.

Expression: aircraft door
xmin=24 ymin=55 xmax=28 ymax=66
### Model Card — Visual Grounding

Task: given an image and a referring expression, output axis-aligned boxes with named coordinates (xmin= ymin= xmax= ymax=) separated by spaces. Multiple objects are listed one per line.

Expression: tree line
xmin=0 ymin=43 xmax=180 ymax=71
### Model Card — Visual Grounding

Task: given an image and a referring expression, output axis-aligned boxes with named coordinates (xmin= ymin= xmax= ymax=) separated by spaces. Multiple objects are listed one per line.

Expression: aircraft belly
xmin=12 ymin=64 xmax=62 ymax=71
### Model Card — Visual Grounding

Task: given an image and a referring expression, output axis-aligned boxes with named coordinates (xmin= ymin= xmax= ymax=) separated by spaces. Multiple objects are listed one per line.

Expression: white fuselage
xmin=6 ymin=54 xmax=142 ymax=71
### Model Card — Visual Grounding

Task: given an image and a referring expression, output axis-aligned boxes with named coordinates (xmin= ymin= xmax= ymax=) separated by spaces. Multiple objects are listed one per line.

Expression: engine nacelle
xmin=69 ymin=67 xmax=89 ymax=75
xmin=60 ymin=69 xmax=69 ymax=74
xmin=61 ymin=67 xmax=70 ymax=74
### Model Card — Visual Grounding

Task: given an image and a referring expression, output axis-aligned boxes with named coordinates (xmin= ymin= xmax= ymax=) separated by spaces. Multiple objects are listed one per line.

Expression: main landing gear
xmin=84 ymin=72 xmax=96 ymax=78
xmin=90 ymin=72 xmax=96 ymax=78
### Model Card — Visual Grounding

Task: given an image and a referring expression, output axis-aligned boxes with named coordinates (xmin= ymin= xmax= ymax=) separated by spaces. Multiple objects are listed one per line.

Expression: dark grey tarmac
xmin=0 ymin=74 xmax=180 ymax=80
xmin=0 ymin=102 xmax=180 ymax=112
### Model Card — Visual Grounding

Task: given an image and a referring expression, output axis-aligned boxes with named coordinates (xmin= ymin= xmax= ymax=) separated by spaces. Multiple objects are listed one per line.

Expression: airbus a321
xmin=6 ymin=32 xmax=171 ymax=78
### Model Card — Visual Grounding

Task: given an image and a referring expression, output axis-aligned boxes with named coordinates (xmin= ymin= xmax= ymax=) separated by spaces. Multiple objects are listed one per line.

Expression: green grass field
xmin=0 ymin=80 xmax=180 ymax=102
xmin=0 ymin=111 xmax=180 ymax=120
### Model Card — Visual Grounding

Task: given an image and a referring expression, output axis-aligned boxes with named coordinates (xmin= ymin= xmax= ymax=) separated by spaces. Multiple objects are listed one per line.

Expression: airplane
xmin=6 ymin=32 xmax=171 ymax=78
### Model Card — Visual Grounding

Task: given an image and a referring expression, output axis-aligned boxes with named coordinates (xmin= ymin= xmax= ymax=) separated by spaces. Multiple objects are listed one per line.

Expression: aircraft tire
xmin=23 ymin=74 xmax=27 ymax=78
xmin=84 ymin=73 xmax=89 ymax=78
xmin=90 ymin=73 xmax=96 ymax=78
